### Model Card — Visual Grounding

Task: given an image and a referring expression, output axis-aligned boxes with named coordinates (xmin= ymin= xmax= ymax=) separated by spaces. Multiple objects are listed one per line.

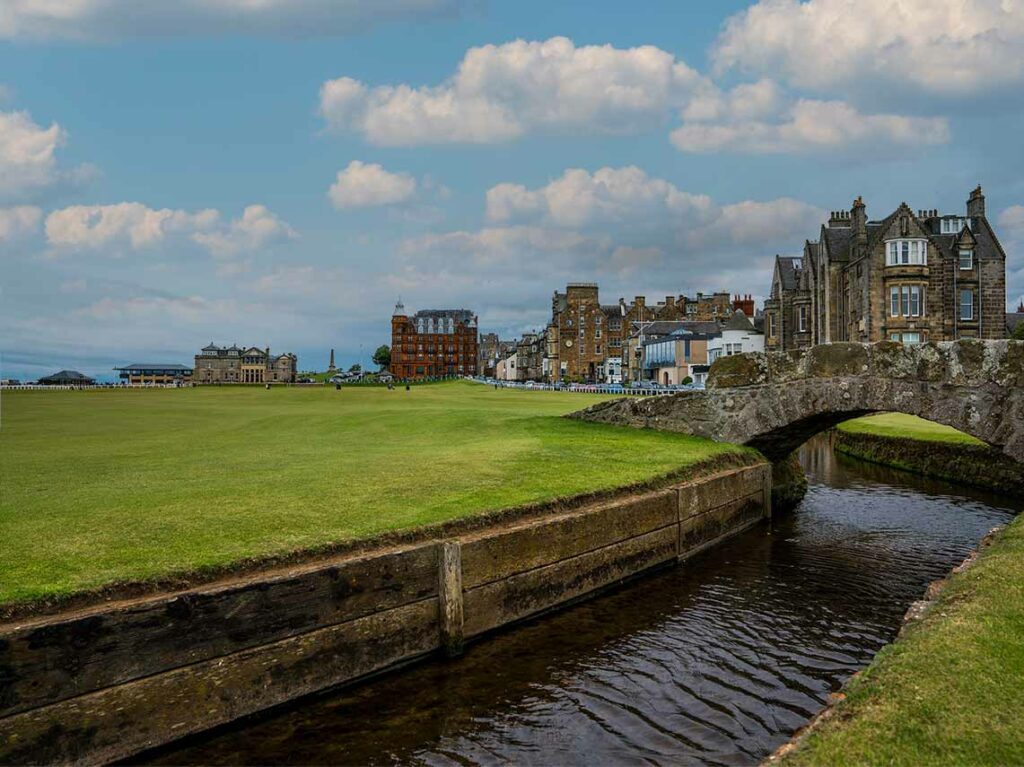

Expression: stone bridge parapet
xmin=570 ymin=340 xmax=1024 ymax=465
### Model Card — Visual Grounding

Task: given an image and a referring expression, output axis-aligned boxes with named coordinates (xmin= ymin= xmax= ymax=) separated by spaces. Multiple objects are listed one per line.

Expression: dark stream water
xmin=150 ymin=436 xmax=1021 ymax=766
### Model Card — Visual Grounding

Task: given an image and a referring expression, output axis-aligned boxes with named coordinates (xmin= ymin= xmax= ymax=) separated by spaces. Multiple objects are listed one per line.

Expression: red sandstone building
xmin=390 ymin=301 xmax=479 ymax=380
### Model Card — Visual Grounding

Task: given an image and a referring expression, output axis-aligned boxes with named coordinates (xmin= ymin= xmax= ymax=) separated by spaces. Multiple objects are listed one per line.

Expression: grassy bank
xmin=834 ymin=413 xmax=1023 ymax=496
xmin=783 ymin=514 xmax=1024 ymax=766
xmin=0 ymin=382 xmax=748 ymax=606
xmin=838 ymin=412 xmax=984 ymax=445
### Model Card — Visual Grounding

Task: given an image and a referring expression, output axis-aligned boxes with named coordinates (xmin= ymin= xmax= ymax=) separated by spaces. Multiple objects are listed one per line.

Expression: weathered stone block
xmin=806 ymin=342 xmax=869 ymax=378
xmin=707 ymin=353 xmax=769 ymax=389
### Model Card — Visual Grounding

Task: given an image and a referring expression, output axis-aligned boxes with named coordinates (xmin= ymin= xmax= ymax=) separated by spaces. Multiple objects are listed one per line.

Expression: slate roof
xmin=822 ymin=226 xmax=853 ymax=262
xmin=413 ymin=309 xmax=475 ymax=322
xmin=114 ymin=364 xmax=192 ymax=371
xmin=629 ymin=320 xmax=720 ymax=338
xmin=39 ymin=370 xmax=95 ymax=384
xmin=722 ymin=309 xmax=756 ymax=332
xmin=776 ymin=256 xmax=802 ymax=291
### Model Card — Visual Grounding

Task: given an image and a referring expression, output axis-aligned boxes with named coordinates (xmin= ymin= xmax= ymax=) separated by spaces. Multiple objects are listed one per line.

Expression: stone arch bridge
xmin=571 ymin=340 xmax=1024 ymax=468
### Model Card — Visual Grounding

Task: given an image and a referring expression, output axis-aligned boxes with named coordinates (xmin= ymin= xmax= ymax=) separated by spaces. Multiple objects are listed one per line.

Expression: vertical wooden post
xmin=438 ymin=541 xmax=464 ymax=657
xmin=762 ymin=464 xmax=773 ymax=519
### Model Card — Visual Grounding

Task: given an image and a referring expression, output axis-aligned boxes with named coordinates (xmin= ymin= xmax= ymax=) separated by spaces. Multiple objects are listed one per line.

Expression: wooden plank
xmin=677 ymin=465 xmax=767 ymax=520
xmin=679 ymin=492 xmax=765 ymax=554
xmin=438 ymin=542 xmax=464 ymax=657
xmin=462 ymin=526 xmax=677 ymax=638
xmin=0 ymin=543 xmax=439 ymax=718
xmin=0 ymin=598 xmax=440 ymax=767
xmin=460 ymin=489 xmax=677 ymax=589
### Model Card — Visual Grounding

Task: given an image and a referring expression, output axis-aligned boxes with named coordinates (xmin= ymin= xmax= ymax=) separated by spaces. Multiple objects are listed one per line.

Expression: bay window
xmin=885 ymin=239 xmax=927 ymax=266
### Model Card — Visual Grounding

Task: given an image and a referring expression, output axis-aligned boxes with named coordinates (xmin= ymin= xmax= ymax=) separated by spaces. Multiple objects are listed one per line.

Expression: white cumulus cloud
xmin=45 ymin=202 xmax=219 ymax=251
xmin=319 ymin=36 xmax=704 ymax=145
xmin=0 ymin=205 xmax=42 ymax=241
xmin=328 ymin=161 xmax=417 ymax=209
xmin=712 ymin=0 xmax=1024 ymax=97
xmin=671 ymin=96 xmax=950 ymax=154
xmin=402 ymin=166 xmax=825 ymax=296
xmin=192 ymin=204 xmax=298 ymax=257
xmin=44 ymin=202 xmax=295 ymax=257
xmin=0 ymin=110 xmax=75 ymax=199
xmin=486 ymin=166 xmax=714 ymax=228
xmin=1 ymin=0 xmax=463 ymax=40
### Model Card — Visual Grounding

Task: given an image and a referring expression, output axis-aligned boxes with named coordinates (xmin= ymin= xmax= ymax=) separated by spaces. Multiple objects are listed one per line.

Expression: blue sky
xmin=2 ymin=0 xmax=1023 ymax=380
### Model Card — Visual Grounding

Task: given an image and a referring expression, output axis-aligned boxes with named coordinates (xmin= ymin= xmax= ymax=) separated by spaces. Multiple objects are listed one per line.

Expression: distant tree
xmin=681 ymin=376 xmax=693 ymax=385
xmin=349 ymin=363 xmax=362 ymax=373
xmin=1013 ymin=322 xmax=1024 ymax=341
xmin=373 ymin=345 xmax=391 ymax=370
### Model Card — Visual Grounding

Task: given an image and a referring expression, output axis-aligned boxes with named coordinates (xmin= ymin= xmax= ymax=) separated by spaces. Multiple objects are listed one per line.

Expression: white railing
xmin=0 ymin=383 xmax=189 ymax=390
xmin=467 ymin=378 xmax=695 ymax=396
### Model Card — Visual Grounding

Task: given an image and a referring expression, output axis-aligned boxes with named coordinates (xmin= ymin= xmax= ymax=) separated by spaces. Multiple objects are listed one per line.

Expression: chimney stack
xmin=828 ymin=210 xmax=851 ymax=227
xmin=851 ymin=196 xmax=867 ymax=247
xmin=967 ymin=184 xmax=985 ymax=218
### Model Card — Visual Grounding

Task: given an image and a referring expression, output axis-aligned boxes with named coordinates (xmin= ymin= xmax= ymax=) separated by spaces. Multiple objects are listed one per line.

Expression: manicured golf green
xmin=0 ymin=382 xmax=750 ymax=606
xmin=785 ymin=514 xmax=1024 ymax=766
xmin=838 ymin=412 xmax=983 ymax=445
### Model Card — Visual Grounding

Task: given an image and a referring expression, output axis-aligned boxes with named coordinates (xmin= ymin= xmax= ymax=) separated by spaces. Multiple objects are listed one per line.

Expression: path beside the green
xmin=838 ymin=412 xmax=984 ymax=445
xmin=783 ymin=513 xmax=1024 ymax=766
xmin=0 ymin=383 xmax=749 ymax=607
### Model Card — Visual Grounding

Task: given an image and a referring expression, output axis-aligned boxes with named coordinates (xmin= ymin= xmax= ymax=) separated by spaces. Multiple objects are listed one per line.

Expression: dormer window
xmin=885 ymin=239 xmax=927 ymax=266
xmin=959 ymin=249 xmax=973 ymax=270
xmin=941 ymin=218 xmax=968 ymax=234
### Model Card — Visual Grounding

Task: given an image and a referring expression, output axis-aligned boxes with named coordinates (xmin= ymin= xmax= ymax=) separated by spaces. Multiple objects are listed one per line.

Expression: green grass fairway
xmin=0 ymin=383 xmax=749 ymax=606
xmin=838 ymin=412 xmax=983 ymax=445
xmin=785 ymin=515 xmax=1024 ymax=766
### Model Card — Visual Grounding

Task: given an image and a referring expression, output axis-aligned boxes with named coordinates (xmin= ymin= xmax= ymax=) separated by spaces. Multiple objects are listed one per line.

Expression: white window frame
xmin=798 ymin=306 xmax=807 ymax=332
xmin=959 ymin=249 xmax=973 ymax=270
xmin=885 ymin=239 xmax=927 ymax=266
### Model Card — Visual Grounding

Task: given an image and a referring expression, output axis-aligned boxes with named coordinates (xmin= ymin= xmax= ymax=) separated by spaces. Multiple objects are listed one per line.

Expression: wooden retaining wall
xmin=0 ymin=462 xmax=770 ymax=765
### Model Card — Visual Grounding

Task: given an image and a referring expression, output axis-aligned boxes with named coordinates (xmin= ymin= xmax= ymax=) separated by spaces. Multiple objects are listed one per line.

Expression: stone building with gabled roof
xmin=193 ymin=343 xmax=297 ymax=384
xmin=764 ymin=186 xmax=1008 ymax=350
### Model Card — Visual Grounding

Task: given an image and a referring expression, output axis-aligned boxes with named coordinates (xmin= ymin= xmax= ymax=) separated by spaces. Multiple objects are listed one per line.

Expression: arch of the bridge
xmin=705 ymin=340 xmax=1024 ymax=466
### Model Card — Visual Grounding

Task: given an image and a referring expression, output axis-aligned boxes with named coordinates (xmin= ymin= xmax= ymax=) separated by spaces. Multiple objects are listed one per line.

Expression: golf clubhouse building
xmin=113 ymin=363 xmax=194 ymax=386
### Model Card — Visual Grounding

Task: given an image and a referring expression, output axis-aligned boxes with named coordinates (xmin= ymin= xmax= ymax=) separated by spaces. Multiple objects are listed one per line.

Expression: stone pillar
xmin=770 ymin=451 xmax=807 ymax=513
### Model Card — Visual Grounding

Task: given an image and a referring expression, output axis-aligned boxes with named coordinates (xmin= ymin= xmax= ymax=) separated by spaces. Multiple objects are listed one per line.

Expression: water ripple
xmin=149 ymin=437 xmax=1020 ymax=767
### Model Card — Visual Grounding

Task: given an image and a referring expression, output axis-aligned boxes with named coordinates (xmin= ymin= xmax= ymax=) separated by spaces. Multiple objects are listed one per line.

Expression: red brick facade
xmin=390 ymin=304 xmax=479 ymax=380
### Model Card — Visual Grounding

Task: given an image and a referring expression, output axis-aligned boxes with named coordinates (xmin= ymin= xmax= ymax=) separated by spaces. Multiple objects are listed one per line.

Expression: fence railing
xmin=467 ymin=378 xmax=693 ymax=396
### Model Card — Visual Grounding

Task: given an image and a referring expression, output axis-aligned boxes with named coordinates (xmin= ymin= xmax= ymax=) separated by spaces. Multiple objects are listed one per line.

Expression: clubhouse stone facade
xmin=764 ymin=186 xmax=1007 ymax=350
xmin=193 ymin=344 xmax=298 ymax=384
